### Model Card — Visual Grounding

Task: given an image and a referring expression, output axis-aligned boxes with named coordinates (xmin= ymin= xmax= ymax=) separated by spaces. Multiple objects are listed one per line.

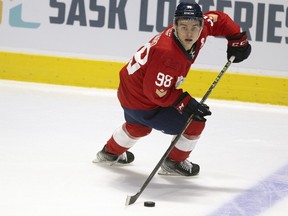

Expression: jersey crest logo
xmin=156 ymin=89 xmax=167 ymax=97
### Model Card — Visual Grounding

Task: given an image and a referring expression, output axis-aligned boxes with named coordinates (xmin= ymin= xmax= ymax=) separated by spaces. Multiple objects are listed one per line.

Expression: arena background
xmin=0 ymin=0 xmax=287 ymax=105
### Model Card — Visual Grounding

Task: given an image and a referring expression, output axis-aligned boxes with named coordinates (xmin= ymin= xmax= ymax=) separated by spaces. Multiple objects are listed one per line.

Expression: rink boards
xmin=0 ymin=51 xmax=287 ymax=106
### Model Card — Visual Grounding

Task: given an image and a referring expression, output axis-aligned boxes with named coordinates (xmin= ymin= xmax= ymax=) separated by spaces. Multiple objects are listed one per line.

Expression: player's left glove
xmin=226 ymin=31 xmax=251 ymax=63
xmin=173 ymin=92 xmax=211 ymax=121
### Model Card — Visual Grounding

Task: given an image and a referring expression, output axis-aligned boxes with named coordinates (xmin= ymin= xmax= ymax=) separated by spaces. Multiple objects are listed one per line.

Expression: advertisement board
xmin=0 ymin=0 xmax=287 ymax=76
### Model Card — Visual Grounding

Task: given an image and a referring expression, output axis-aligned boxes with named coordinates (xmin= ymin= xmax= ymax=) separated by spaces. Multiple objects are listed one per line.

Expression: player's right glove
xmin=173 ymin=92 xmax=211 ymax=120
xmin=226 ymin=31 xmax=251 ymax=63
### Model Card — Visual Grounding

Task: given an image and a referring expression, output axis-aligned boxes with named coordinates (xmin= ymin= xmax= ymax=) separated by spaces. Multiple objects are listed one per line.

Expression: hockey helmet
xmin=174 ymin=2 xmax=203 ymax=26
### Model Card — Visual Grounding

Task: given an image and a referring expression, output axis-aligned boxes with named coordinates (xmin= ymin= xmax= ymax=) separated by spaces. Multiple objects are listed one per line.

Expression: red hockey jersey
xmin=117 ymin=11 xmax=240 ymax=110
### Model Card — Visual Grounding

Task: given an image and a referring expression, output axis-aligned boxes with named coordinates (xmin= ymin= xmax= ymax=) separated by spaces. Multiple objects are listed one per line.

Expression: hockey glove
xmin=173 ymin=92 xmax=211 ymax=120
xmin=226 ymin=31 xmax=251 ymax=63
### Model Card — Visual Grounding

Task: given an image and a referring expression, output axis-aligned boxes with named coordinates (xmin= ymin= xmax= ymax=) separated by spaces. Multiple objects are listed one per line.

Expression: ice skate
xmin=158 ymin=157 xmax=200 ymax=176
xmin=93 ymin=146 xmax=134 ymax=165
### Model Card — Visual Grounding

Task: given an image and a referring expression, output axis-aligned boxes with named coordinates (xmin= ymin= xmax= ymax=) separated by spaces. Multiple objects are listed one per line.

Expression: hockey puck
xmin=144 ymin=201 xmax=155 ymax=207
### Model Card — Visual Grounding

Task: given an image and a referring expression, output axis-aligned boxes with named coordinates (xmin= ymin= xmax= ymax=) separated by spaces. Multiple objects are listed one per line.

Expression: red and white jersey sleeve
xmin=117 ymin=11 xmax=241 ymax=110
xmin=202 ymin=11 xmax=241 ymax=37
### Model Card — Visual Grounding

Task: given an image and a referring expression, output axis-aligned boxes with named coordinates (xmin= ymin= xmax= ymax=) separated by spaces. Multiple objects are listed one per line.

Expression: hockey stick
xmin=125 ymin=56 xmax=235 ymax=206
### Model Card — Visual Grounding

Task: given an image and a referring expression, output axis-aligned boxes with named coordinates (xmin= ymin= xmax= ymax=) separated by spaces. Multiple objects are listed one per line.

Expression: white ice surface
xmin=0 ymin=80 xmax=288 ymax=216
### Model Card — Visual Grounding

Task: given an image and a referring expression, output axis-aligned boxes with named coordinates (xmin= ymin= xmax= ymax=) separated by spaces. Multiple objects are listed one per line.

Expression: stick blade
xmin=125 ymin=193 xmax=140 ymax=206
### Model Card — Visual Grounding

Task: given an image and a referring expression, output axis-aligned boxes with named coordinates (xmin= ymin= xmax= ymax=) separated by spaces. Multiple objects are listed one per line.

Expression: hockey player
xmin=93 ymin=2 xmax=251 ymax=176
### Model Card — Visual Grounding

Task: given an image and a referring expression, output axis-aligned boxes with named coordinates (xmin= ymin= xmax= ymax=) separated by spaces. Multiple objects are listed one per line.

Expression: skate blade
xmin=92 ymin=157 xmax=131 ymax=166
xmin=157 ymin=168 xmax=182 ymax=176
xmin=92 ymin=157 xmax=101 ymax=163
xmin=92 ymin=153 xmax=117 ymax=166
xmin=92 ymin=157 xmax=117 ymax=166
